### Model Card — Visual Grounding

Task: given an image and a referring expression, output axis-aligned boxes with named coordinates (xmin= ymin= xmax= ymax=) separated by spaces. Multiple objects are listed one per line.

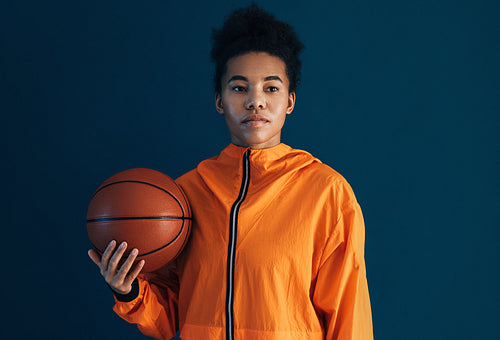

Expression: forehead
xmin=225 ymin=52 xmax=288 ymax=82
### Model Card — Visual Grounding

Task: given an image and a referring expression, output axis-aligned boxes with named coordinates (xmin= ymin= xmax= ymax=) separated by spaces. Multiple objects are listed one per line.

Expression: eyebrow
xmin=227 ymin=75 xmax=283 ymax=83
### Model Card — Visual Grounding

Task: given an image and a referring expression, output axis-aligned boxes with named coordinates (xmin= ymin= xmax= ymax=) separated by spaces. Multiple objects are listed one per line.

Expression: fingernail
xmin=131 ymin=248 xmax=138 ymax=255
xmin=119 ymin=241 xmax=126 ymax=248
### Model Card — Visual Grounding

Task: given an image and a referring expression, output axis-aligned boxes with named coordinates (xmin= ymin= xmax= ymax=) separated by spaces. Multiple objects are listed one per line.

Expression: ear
xmin=215 ymin=92 xmax=224 ymax=114
xmin=286 ymin=91 xmax=296 ymax=115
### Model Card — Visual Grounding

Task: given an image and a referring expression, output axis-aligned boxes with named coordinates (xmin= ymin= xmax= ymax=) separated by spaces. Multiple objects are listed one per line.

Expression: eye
xmin=267 ymin=86 xmax=279 ymax=92
xmin=232 ymin=86 xmax=246 ymax=92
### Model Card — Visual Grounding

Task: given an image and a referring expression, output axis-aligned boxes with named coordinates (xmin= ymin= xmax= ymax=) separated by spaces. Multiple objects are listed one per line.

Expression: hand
xmin=88 ymin=240 xmax=145 ymax=295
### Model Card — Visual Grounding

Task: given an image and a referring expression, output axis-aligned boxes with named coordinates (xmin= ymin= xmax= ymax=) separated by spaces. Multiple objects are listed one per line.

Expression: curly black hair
xmin=210 ymin=3 xmax=305 ymax=94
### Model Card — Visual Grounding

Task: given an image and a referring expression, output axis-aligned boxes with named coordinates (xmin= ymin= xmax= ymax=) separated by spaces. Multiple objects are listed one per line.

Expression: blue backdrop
xmin=2 ymin=0 xmax=499 ymax=339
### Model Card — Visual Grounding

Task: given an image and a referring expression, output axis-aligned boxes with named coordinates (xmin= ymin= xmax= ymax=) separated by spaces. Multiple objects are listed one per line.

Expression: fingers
xmin=115 ymin=248 xmax=139 ymax=282
xmin=109 ymin=247 xmax=144 ymax=294
xmin=88 ymin=240 xmax=117 ymax=269
xmin=88 ymin=249 xmax=101 ymax=267
xmin=88 ymin=240 xmax=144 ymax=295
xmin=100 ymin=240 xmax=117 ymax=275
xmin=123 ymin=258 xmax=145 ymax=288
xmin=105 ymin=241 xmax=128 ymax=281
xmin=113 ymin=248 xmax=145 ymax=288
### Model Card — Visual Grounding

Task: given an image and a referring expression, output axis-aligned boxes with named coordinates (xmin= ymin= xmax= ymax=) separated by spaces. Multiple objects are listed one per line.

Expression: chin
xmin=242 ymin=137 xmax=280 ymax=149
xmin=241 ymin=135 xmax=267 ymax=144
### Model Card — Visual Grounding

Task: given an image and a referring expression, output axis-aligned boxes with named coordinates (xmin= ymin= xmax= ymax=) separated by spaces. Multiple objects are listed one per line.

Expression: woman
xmin=89 ymin=4 xmax=373 ymax=339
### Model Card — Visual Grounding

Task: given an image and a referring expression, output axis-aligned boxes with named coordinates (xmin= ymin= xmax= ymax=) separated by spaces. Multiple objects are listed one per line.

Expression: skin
xmin=216 ymin=52 xmax=296 ymax=149
xmin=89 ymin=52 xmax=296 ymax=294
xmin=88 ymin=241 xmax=144 ymax=294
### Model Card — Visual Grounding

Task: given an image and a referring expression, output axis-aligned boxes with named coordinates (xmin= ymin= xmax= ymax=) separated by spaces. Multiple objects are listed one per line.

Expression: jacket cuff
xmin=109 ymin=278 xmax=139 ymax=302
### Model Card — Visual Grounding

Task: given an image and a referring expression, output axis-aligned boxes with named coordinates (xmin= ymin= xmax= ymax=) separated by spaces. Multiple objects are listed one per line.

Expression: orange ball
xmin=86 ymin=168 xmax=191 ymax=272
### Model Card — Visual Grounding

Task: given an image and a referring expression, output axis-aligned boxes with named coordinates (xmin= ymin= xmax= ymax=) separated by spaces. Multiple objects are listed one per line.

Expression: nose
xmin=245 ymin=89 xmax=265 ymax=110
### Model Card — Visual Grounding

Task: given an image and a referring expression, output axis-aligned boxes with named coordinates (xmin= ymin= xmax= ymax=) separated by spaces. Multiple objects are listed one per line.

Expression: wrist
xmin=109 ymin=279 xmax=139 ymax=302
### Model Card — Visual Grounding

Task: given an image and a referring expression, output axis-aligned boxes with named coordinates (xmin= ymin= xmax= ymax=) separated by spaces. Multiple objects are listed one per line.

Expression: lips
xmin=242 ymin=114 xmax=270 ymax=126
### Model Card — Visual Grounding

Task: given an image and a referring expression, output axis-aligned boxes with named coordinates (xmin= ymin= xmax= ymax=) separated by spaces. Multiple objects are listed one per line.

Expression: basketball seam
xmin=86 ymin=216 xmax=192 ymax=223
xmin=90 ymin=217 xmax=187 ymax=258
xmin=91 ymin=180 xmax=188 ymax=220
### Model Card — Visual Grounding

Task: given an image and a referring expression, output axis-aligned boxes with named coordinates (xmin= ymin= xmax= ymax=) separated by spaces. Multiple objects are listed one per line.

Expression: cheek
xmin=222 ymin=98 xmax=240 ymax=114
xmin=273 ymin=98 xmax=292 ymax=116
xmin=224 ymin=111 xmax=240 ymax=128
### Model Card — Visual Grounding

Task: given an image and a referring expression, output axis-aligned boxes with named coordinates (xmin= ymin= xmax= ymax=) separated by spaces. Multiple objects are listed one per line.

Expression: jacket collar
xmin=222 ymin=143 xmax=293 ymax=163
xmin=217 ymin=143 xmax=318 ymax=178
xmin=195 ymin=142 xmax=319 ymax=195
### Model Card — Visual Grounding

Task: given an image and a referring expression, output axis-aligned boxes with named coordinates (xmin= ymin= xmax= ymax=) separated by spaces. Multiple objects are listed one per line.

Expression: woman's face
xmin=215 ymin=52 xmax=296 ymax=149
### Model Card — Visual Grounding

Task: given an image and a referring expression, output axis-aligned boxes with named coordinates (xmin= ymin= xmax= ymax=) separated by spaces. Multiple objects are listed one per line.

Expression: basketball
xmin=86 ymin=168 xmax=192 ymax=273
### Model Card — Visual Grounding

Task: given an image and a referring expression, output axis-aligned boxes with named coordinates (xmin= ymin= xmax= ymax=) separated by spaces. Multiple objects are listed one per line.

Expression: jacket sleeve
xmin=312 ymin=198 xmax=374 ymax=340
xmin=112 ymin=263 xmax=179 ymax=340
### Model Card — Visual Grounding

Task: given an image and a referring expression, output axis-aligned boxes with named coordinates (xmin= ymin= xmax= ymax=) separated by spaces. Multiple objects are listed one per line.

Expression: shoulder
xmin=290 ymin=147 xmax=351 ymax=184
xmin=175 ymin=167 xmax=198 ymax=184
xmin=174 ymin=153 xmax=218 ymax=183
xmin=305 ymin=161 xmax=347 ymax=184
xmin=290 ymin=148 xmax=358 ymax=207
xmin=175 ymin=168 xmax=203 ymax=194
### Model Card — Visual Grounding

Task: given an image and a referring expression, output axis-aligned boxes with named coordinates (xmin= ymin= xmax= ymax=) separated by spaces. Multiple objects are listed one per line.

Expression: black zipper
xmin=226 ymin=149 xmax=251 ymax=340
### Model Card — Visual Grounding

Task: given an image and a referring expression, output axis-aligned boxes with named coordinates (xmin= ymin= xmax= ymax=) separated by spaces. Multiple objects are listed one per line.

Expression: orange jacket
xmin=113 ymin=143 xmax=373 ymax=340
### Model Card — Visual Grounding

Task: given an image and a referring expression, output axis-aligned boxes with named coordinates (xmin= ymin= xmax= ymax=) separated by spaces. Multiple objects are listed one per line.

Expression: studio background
xmin=2 ymin=0 xmax=498 ymax=339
